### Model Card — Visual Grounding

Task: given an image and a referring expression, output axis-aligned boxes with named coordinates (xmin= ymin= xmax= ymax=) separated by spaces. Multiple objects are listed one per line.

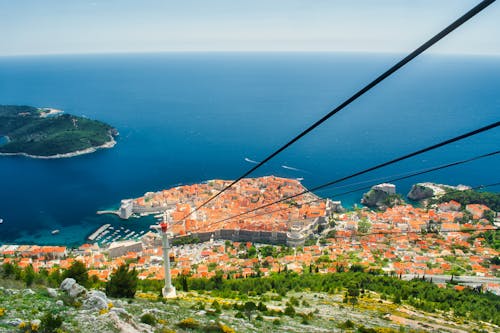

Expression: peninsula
xmin=0 ymin=105 xmax=118 ymax=158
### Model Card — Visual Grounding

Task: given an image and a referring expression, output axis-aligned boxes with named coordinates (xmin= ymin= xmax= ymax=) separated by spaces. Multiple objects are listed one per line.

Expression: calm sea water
xmin=0 ymin=52 xmax=498 ymax=246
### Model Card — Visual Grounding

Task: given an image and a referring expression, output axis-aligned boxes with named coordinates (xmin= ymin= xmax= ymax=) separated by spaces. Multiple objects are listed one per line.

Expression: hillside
xmin=0 ymin=105 xmax=117 ymax=158
xmin=1 ymin=271 xmax=499 ymax=333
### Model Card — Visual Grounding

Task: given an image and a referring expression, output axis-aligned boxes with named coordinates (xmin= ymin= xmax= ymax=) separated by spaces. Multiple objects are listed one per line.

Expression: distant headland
xmin=0 ymin=105 xmax=118 ymax=158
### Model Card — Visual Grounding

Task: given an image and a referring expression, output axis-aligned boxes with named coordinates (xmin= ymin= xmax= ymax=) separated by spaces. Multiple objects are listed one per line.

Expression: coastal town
xmin=1 ymin=177 xmax=499 ymax=295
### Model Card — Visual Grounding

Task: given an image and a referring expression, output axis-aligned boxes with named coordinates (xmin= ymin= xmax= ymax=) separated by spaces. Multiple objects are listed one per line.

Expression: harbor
xmin=88 ymin=224 xmax=112 ymax=241
xmin=87 ymin=223 xmax=147 ymax=245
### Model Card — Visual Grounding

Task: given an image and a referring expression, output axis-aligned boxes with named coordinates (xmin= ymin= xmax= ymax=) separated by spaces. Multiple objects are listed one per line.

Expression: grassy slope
xmin=1 ymin=284 xmax=498 ymax=333
xmin=0 ymin=105 xmax=115 ymax=156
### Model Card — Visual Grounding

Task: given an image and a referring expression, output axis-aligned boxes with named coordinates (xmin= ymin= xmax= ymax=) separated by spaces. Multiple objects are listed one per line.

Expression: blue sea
xmin=0 ymin=52 xmax=498 ymax=246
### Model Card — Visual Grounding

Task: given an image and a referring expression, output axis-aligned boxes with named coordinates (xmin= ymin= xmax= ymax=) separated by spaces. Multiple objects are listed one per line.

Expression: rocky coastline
xmin=407 ymin=182 xmax=471 ymax=201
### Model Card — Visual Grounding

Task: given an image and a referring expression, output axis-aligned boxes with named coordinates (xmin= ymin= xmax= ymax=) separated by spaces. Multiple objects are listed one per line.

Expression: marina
xmin=87 ymin=224 xmax=111 ymax=241
xmin=87 ymin=223 xmax=147 ymax=245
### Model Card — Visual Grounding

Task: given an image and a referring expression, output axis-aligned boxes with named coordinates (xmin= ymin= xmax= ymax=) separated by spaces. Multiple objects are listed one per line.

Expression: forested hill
xmin=0 ymin=105 xmax=117 ymax=157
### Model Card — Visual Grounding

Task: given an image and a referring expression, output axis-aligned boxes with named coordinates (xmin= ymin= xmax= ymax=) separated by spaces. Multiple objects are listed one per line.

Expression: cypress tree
xmin=106 ymin=264 xmax=138 ymax=298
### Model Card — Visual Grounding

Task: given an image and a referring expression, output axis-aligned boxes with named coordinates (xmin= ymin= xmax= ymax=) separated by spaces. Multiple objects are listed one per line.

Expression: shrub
xmin=340 ymin=319 xmax=355 ymax=329
xmin=218 ymin=323 xmax=236 ymax=333
xmin=140 ymin=313 xmax=157 ymax=326
xmin=284 ymin=304 xmax=295 ymax=317
xmin=203 ymin=322 xmax=235 ymax=333
xmin=212 ymin=300 xmax=221 ymax=313
xmin=177 ymin=317 xmax=200 ymax=329
xmin=40 ymin=312 xmax=63 ymax=333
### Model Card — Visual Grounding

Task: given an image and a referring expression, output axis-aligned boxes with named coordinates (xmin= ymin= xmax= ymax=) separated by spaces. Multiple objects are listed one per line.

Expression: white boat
xmin=0 ymin=218 xmax=3 ymax=224
xmin=51 ymin=229 xmax=60 ymax=235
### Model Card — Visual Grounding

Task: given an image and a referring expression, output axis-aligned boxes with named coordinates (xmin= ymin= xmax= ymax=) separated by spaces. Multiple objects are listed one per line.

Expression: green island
xmin=0 ymin=105 xmax=117 ymax=158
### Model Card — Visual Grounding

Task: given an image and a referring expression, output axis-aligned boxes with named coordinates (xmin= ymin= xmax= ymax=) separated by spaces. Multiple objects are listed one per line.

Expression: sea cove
xmin=0 ymin=52 xmax=498 ymax=245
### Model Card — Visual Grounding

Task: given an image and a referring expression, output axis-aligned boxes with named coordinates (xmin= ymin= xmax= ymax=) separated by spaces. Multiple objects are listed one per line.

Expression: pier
xmin=96 ymin=210 xmax=120 ymax=216
xmin=88 ymin=224 xmax=111 ymax=241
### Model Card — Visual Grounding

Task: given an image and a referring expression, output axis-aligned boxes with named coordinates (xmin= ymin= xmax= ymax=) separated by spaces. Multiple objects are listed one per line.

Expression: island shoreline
xmin=0 ymin=136 xmax=117 ymax=159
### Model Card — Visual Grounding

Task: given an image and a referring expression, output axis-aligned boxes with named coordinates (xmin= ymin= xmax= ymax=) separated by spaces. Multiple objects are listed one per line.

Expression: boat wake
xmin=244 ymin=157 xmax=260 ymax=164
xmin=281 ymin=165 xmax=308 ymax=173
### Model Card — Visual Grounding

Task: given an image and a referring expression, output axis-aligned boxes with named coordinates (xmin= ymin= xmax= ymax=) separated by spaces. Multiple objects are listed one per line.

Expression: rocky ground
xmin=1 ymin=279 xmax=498 ymax=333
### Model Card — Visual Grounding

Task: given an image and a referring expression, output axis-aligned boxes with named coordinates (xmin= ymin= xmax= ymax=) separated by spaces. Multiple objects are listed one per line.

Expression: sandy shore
xmin=0 ymin=136 xmax=117 ymax=159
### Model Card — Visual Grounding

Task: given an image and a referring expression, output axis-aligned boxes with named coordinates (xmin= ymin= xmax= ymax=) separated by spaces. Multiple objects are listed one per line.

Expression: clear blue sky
xmin=0 ymin=0 xmax=498 ymax=56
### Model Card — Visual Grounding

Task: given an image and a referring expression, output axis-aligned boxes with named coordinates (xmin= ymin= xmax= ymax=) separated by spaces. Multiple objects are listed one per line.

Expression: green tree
xmin=106 ymin=264 xmax=138 ymax=298
xmin=22 ymin=264 xmax=36 ymax=287
xmin=328 ymin=214 xmax=337 ymax=228
xmin=62 ymin=261 xmax=89 ymax=287
xmin=48 ymin=268 xmax=63 ymax=287
xmin=349 ymin=264 xmax=365 ymax=273
xmin=179 ymin=274 xmax=189 ymax=292
xmin=460 ymin=211 xmax=473 ymax=224
xmin=346 ymin=285 xmax=360 ymax=305
xmin=358 ymin=217 xmax=371 ymax=233
xmin=483 ymin=209 xmax=496 ymax=223
xmin=243 ymin=301 xmax=257 ymax=320
xmin=2 ymin=262 xmax=17 ymax=278
xmin=247 ymin=246 xmax=257 ymax=258
xmin=284 ymin=303 xmax=296 ymax=317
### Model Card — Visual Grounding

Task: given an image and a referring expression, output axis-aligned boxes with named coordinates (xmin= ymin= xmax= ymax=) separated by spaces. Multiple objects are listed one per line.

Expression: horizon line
xmin=1 ymin=49 xmax=500 ymax=58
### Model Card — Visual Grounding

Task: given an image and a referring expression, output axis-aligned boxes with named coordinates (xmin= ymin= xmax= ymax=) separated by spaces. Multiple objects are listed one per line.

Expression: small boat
xmin=51 ymin=229 xmax=60 ymax=235
xmin=0 ymin=218 xmax=3 ymax=224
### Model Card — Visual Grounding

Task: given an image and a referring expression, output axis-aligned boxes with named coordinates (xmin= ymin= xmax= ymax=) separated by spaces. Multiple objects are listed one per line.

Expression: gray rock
xmin=56 ymin=300 xmax=64 ymax=307
xmin=47 ymin=287 xmax=58 ymax=298
xmin=110 ymin=307 xmax=128 ymax=315
xmin=23 ymin=288 xmax=35 ymax=296
xmin=83 ymin=294 xmax=108 ymax=311
xmin=2 ymin=289 xmax=10 ymax=296
xmin=113 ymin=300 xmax=125 ymax=308
xmin=7 ymin=318 xmax=23 ymax=326
xmin=88 ymin=290 xmax=108 ymax=302
xmin=407 ymin=183 xmax=436 ymax=201
xmin=107 ymin=311 xmax=143 ymax=333
xmin=60 ymin=278 xmax=76 ymax=292
xmin=407 ymin=182 xmax=471 ymax=201
xmin=69 ymin=283 xmax=87 ymax=298
xmin=361 ymin=183 xmax=398 ymax=209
